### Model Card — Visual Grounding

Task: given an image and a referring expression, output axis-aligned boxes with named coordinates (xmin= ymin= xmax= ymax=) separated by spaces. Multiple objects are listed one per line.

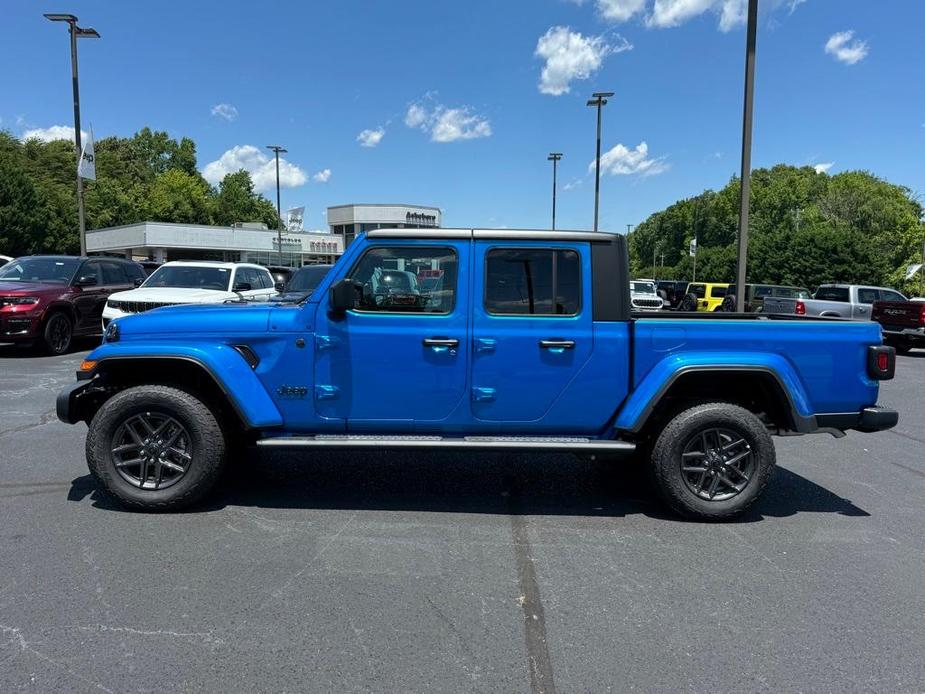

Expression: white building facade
xmin=327 ymin=203 xmax=441 ymax=247
xmin=86 ymin=222 xmax=342 ymax=267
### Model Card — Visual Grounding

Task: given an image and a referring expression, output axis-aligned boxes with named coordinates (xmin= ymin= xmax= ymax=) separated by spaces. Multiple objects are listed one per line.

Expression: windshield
xmin=287 ymin=266 xmax=331 ymax=293
xmin=631 ymin=281 xmax=656 ymax=294
xmin=142 ymin=265 xmax=231 ymax=291
xmin=0 ymin=257 xmax=80 ymax=284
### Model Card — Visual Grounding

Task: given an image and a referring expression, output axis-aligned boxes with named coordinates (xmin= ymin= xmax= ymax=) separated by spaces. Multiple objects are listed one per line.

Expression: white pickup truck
xmin=762 ymin=284 xmax=907 ymax=319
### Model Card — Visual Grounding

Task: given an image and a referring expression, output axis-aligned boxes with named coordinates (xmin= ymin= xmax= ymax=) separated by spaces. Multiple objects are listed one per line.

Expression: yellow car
xmin=685 ymin=282 xmax=730 ymax=312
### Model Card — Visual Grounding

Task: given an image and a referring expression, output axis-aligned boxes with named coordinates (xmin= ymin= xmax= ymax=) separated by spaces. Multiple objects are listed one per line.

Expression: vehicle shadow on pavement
xmin=66 ymin=451 xmax=870 ymax=522
xmin=0 ymin=338 xmax=100 ymax=358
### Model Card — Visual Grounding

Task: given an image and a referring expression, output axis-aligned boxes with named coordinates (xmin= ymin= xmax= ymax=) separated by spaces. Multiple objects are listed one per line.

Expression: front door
xmin=470 ymin=242 xmax=593 ymax=424
xmin=71 ymin=260 xmax=108 ymax=332
xmin=313 ymin=241 xmax=469 ymax=431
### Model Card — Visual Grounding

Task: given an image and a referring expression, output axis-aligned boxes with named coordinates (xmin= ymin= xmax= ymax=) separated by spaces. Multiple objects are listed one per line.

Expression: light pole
xmin=734 ymin=0 xmax=759 ymax=311
xmin=587 ymin=92 xmax=613 ymax=232
xmin=547 ymin=152 xmax=562 ymax=229
xmin=266 ymin=145 xmax=287 ymax=266
xmin=44 ymin=13 xmax=99 ymax=257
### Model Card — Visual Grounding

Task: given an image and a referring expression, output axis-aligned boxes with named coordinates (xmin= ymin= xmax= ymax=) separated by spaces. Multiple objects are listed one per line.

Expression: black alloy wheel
xmin=43 ymin=313 xmax=73 ymax=355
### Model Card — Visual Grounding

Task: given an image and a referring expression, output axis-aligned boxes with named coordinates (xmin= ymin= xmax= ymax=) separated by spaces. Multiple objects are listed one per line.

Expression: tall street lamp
xmin=587 ymin=92 xmax=613 ymax=232
xmin=266 ymin=145 xmax=287 ymax=266
xmin=734 ymin=0 xmax=759 ymax=312
xmin=547 ymin=153 xmax=562 ymax=230
xmin=44 ymin=13 xmax=99 ymax=257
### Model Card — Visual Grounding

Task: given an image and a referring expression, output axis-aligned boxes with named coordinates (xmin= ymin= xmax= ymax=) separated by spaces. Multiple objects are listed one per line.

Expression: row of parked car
xmin=629 ymin=278 xmax=925 ymax=353
xmin=0 ymin=254 xmax=331 ymax=355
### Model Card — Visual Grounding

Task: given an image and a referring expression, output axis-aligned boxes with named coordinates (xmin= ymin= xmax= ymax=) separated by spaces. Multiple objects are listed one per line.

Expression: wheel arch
xmin=66 ymin=354 xmax=283 ymax=430
xmin=616 ymin=361 xmax=815 ymax=436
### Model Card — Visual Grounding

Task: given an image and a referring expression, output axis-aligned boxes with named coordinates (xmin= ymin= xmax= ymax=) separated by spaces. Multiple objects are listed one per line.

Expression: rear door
xmin=71 ymin=260 xmax=107 ymax=332
xmin=471 ymin=241 xmax=592 ymax=423
xmin=854 ymin=287 xmax=880 ymax=319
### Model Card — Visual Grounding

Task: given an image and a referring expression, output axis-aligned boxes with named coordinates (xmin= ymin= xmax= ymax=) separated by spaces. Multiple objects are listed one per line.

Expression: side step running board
xmin=256 ymin=434 xmax=636 ymax=453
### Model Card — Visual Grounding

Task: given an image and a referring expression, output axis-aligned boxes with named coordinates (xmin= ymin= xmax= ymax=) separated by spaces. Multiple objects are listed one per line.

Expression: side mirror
xmin=329 ymin=278 xmax=361 ymax=314
xmin=274 ymin=282 xmax=286 ymax=292
xmin=232 ymin=282 xmax=252 ymax=292
xmin=133 ymin=277 xmax=145 ymax=288
xmin=75 ymin=275 xmax=97 ymax=287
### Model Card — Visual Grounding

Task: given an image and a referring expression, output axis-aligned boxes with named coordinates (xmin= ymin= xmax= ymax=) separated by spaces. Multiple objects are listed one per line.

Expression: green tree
xmin=212 ymin=170 xmax=279 ymax=228
xmin=146 ymin=169 xmax=213 ymax=224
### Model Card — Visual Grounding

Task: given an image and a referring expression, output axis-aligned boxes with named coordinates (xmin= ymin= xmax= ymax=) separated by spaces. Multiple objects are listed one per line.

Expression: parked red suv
xmin=0 ymin=255 xmax=145 ymax=354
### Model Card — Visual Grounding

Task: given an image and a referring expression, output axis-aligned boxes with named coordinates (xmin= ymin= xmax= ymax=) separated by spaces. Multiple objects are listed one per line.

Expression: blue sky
xmin=3 ymin=0 xmax=922 ymax=232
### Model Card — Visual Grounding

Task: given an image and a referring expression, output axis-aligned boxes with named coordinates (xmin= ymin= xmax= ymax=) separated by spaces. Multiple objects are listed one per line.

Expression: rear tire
xmin=86 ymin=385 xmax=227 ymax=511
xmin=650 ymin=402 xmax=775 ymax=521
xmin=42 ymin=311 xmax=73 ymax=355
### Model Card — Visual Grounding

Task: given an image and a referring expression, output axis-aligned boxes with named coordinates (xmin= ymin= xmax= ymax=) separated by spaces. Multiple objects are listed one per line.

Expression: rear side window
xmin=857 ymin=288 xmax=879 ymax=304
xmin=255 ymin=269 xmax=273 ymax=290
xmin=710 ymin=286 xmax=727 ymax=298
xmin=100 ymin=261 xmax=128 ymax=285
xmin=754 ymin=286 xmax=773 ymax=298
xmin=815 ymin=286 xmax=849 ymax=302
xmin=485 ymin=248 xmax=580 ymax=316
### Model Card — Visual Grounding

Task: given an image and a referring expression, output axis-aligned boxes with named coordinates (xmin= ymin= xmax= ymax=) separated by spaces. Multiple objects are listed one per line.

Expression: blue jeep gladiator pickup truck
xmin=57 ymin=229 xmax=898 ymax=520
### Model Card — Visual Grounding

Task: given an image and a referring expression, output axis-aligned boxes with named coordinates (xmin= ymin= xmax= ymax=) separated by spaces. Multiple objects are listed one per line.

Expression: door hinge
xmin=471 ymin=387 xmax=496 ymax=402
xmin=315 ymin=384 xmax=340 ymax=400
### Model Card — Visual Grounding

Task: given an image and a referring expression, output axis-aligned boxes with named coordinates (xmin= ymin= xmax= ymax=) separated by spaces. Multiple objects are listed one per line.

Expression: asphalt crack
xmin=507 ymin=485 xmax=557 ymax=694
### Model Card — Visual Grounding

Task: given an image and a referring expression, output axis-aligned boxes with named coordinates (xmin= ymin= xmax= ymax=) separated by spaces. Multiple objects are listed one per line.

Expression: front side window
xmin=101 ymin=261 xmax=128 ymax=285
xmin=484 ymin=248 xmax=580 ymax=316
xmin=688 ymin=284 xmax=706 ymax=298
xmin=349 ymin=246 xmax=457 ymax=314
xmin=143 ymin=265 xmax=231 ymax=291
xmin=881 ymin=290 xmax=906 ymax=302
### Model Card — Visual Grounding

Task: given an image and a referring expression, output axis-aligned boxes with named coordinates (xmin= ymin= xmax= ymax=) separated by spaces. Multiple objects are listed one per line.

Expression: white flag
xmin=286 ymin=206 xmax=305 ymax=232
xmin=905 ymin=263 xmax=923 ymax=280
xmin=689 ymin=237 xmax=697 ymax=257
xmin=77 ymin=128 xmax=96 ymax=180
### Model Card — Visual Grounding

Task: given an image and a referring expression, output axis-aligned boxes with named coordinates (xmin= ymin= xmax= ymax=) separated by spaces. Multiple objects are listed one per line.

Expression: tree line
xmin=628 ymin=164 xmax=925 ymax=294
xmin=0 ymin=128 xmax=279 ymax=256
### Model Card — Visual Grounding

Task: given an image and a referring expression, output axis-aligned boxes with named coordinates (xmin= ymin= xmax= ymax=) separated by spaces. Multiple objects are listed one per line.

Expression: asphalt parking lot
xmin=1 ymin=342 xmax=924 ymax=693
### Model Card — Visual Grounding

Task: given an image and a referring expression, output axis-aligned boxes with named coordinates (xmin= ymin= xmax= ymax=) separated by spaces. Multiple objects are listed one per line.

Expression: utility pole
xmin=266 ymin=145 xmax=287 ymax=266
xmin=587 ymin=92 xmax=613 ymax=232
xmin=734 ymin=0 xmax=759 ymax=312
xmin=626 ymin=224 xmax=633 ymax=234
xmin=547 ymin=153 xmax=562 ymax=229
xmin=45 ymin=14 xmax=99 ymax=257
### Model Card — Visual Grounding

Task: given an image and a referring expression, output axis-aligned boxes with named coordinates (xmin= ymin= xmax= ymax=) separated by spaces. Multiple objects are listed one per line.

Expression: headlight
xmin=106 ymin=300 xmax=120 ymax=309
xmin=104 ymin=321 xmax=120 ymax=343
xmin=0 ymin=296 xmax=40 ymax=307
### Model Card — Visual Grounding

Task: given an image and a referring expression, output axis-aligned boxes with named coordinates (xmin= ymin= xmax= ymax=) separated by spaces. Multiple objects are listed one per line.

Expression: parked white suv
xmin=630 ymin=280 xmax=665 ymax=311
xmin=102 ymin=261 xmax=277 ymax=327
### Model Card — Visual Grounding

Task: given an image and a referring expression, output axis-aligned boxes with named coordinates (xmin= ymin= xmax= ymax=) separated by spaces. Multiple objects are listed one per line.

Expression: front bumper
xmin=0 ymin=311 xmax=41 ymax=340
xmin=881 ymin=326 xmax=925 ymax=343
xmin=816 ymin=407 xmax=899 ymax=434
xmin=56 ymin=375 xmax=97 ymax=425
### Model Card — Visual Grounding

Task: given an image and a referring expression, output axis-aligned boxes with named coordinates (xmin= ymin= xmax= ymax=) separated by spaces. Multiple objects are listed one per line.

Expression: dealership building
xmin=327 ymin=203 xmax=441 ymax=246
xmin=86 ymin=221 xmax=342 ymax=267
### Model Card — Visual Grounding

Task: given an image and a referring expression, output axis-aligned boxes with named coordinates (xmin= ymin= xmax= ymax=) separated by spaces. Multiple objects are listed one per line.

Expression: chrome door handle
xmin=423 ymin=338 xmax=459 ymax=349
xmin=539 ymin=340 xmax=575 ymax=350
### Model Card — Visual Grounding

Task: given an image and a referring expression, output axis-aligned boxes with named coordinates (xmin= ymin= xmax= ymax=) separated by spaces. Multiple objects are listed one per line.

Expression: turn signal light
xmin=79 ymin=359 xmax=97 ymax=372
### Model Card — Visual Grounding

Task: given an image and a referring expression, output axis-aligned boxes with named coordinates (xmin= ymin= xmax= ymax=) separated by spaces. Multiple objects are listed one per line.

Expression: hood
xmin=113 ymin=302 xmax=276 ymax=338
xmin=0 ymin=280 xmax=70 ymax=296
xmin=109 ymin=287 xmax=234 ymax=303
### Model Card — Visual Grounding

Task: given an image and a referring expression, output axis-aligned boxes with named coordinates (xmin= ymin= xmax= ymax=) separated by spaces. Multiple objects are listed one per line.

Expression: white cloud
xmin=356 ymin=127 xmax=385 ymax=147
xmin=596 ymin=0 xmax=646 ymax=21
xmin=21 ymin=125 xmax=87 ymax=143
xmin=646 ymin=0 xmax=749 ymax=31
xmin=814 ymin=162 xmax=834 ymax=174
xmin=788 ymin=0 xmax=808 ymax=14
xmin=210 ymin=103 xmax=238 ymax=122
xmin=202 ymin=145 xmax=308 ymax=190
xmin=564 ymin=178 xmax=583 ymax=191
xmin=534 ymin=26 xmax=630 ymax=96
xmin=312 ymin=168 xmax=332 ymax=183
xmin=591 ymin=141 xmax=669 ymax=176
xmin=825 ymin=30 xmax=869 ymax=65
xmin=404 ymin=101 xmax=492 ymax=142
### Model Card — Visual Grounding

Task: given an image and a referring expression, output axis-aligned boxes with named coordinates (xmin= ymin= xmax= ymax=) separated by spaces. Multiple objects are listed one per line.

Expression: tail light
xmin=795 ymin=300 xmax=806 ymax=315
xmin=920 ymin=303 xmax=925 ymax=326
xmin=867 ymin=345 xmax=895 ymax=380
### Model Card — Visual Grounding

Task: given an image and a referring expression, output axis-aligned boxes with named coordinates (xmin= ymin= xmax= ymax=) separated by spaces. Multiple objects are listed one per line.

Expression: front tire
xmin=42 ymin=311 xmax=73 ymax=355
xmin=86 ymin=385 xmax=227 ymax=511
xmin=650 ymin=403 xmax=775 ymax=521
